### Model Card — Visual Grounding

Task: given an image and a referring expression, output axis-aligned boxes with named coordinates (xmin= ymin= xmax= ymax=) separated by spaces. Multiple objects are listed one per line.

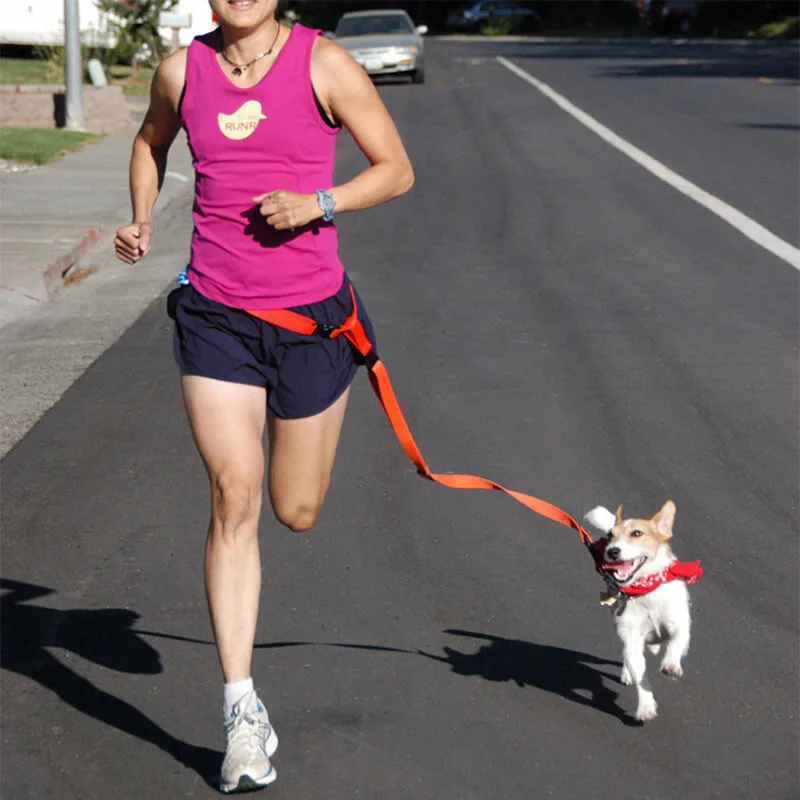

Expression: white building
xmin=2 ymin=0 xmax=217 ymax=47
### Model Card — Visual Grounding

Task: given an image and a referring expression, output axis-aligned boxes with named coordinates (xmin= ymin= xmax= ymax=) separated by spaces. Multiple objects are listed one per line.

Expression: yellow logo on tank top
xmin=217 ymin=100 xmax=267 ymax=140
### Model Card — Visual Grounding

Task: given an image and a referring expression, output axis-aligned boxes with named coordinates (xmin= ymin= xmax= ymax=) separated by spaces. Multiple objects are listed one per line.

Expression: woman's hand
xmin=115 ymin=221 xmax=152 ymax=264
xmin=252 ymin=191 xmax=322 ymax=231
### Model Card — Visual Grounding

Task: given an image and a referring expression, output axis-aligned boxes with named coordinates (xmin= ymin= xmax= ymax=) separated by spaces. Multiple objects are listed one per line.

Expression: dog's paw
xmin=620 ymin=666 xmax=633 ymax=685
xmin=647 ymin=643 xmax=662 ymax=655
xmin=661 ymin=662 xmax=683 ymax=679
xmin=635 ymin=695 xmax=658 ymax=723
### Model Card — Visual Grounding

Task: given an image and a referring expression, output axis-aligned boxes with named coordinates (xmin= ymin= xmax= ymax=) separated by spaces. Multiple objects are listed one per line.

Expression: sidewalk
xmin=0 ymin=98 xmax=196 ymax=456
xmin=0 ymin=98 xmax=194 ymax=328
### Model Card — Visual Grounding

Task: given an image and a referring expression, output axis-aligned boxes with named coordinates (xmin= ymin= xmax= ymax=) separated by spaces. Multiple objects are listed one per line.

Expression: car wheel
xmin=411 ymin=69 xmax=425 ymax=84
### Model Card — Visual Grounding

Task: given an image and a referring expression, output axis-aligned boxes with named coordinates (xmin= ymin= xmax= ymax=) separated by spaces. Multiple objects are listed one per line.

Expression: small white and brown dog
xmin=584 ymin=501 xmax=702 ymax=722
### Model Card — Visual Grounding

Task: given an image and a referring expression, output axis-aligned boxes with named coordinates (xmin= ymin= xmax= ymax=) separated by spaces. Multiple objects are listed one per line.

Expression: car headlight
xmin=395 ymin=45 xmax=419 ymax=55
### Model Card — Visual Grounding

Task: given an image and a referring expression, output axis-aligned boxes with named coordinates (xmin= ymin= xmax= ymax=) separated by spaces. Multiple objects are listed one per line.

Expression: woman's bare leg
xmin=181 ymin=375 xmax=267 ymax=682
xmin=267 ymin=387 xmax=351 ymax=532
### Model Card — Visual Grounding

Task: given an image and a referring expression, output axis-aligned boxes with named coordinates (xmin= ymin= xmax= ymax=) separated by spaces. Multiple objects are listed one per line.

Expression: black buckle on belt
xmin=315 ymin=323 xmax=336 ymax=339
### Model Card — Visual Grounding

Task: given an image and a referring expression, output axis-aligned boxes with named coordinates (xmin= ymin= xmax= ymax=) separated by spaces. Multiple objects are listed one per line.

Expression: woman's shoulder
xmin=309 ymin=30 xmax=353 ymax=70
xmin=154 ymin=47 xmax=188 ymax=102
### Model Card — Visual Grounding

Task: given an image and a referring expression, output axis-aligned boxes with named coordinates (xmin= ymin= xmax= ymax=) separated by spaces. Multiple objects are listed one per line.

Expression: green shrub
xmin=749 ymin=15 xmax=799 ymax=38
xmin=481 ymin=16 xmax=539 ymax=36
xmin=95 ymin=0 xmax=178 ymax=72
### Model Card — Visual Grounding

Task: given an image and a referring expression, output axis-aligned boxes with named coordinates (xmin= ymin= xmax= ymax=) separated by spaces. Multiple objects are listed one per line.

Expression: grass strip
xmin=1 ymin=58 xmax=154 ymax=95
xmin=0 ymin=127 xmax=98 ymax=165
xmin=0 ymin=57 xmax=55 ymax=84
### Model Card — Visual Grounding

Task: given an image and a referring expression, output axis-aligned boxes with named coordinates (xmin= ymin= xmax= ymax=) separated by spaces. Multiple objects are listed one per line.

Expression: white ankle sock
xmin=223 ymin=677 xmax=254 ymax=720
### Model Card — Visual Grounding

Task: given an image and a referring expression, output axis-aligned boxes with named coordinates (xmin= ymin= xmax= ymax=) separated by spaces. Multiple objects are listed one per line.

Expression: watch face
xmin=317 ymin=190 xmax=335 ymax=218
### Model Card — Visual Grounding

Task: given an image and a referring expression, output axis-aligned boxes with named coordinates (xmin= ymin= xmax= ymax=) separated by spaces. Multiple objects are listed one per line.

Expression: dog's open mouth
xmin=601 ymin=555 xmax=647 ymax=584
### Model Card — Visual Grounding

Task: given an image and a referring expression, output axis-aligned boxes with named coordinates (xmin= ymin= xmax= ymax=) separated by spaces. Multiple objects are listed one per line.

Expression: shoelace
xmin=226 ymin=705 xmax=269 ymax=756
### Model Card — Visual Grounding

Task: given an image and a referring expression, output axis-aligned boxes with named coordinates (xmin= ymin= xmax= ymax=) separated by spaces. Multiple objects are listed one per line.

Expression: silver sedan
xmin=333 ymin=10 xmax=428 ymax=84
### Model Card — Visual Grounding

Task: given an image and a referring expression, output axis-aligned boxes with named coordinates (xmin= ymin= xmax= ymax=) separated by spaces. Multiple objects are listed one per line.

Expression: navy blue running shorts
xmin=167 ymin=274 xmax=376 ymax=420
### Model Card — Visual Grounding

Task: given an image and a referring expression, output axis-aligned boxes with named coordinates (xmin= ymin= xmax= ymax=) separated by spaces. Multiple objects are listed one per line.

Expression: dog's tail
xmin=584 ymin=506 xmax=616 ymax=534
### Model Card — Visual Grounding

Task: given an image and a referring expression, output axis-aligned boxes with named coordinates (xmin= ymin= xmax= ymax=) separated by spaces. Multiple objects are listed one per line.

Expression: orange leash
xmin=247 ymin=286 xmax=595 ymax=550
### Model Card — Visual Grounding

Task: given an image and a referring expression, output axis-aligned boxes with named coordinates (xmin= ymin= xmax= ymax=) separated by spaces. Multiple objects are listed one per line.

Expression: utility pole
xmin=64 ymin=0 xmax=85 ymax=130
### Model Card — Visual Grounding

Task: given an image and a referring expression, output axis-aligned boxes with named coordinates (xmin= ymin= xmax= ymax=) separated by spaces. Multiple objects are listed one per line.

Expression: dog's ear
xmin=584 ymin=506 xmax=616 ymax=534
xmin=615 ymin=505 xmax=624 ymax=524
xmin=652 ymin=500 xmax=676 ymax=540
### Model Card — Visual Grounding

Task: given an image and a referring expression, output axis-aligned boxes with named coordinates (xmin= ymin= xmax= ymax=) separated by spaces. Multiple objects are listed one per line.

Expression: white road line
xmin=165 ymin=171 xmax=189 ymax=182
xmin=496 ymin=56 xmax=800 ymax=271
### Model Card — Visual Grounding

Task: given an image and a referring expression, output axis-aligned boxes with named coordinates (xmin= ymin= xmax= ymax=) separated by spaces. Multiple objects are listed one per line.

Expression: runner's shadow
xmin=0 ymin=579 xmax=220 ymax=787
xmin=419 ymin=628 xmax=634 ymax=723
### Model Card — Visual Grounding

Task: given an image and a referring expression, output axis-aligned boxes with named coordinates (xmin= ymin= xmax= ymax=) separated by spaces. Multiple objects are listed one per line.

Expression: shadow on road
xmin=1 ymin=576 xmax=633 ymax=782
xmin=252 ymin=629 xmax=631 ymax=722
xmin=736 ymin=122 xmax=800 ymax=132
xmin=142 ymin=630 xmax=631 ymax=720
xmin=0 ymin=579 xmax=221 ymax=789
xmin=496 ymin=43 xmax=800 ymax=83
xmin=418 ymin=628 xmax=632 ymax=722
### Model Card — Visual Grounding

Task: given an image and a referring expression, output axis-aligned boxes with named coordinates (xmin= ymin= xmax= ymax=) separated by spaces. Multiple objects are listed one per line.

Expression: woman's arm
xmin=314 ymin=37 xmax=415 ymax=211
xmin=255 ymin=38 xmax=414 ymax=231
xmin=115 ymin=49 xmax=186 ymax=264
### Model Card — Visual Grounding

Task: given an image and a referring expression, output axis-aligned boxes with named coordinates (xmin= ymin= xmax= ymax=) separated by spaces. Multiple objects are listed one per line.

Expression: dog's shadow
xmin=419 ymin=629 xmax=635 ymax=723
xmin=257 ymin=628 xmax=635 ymax=724
xmin=0 ymin=578 xmax=221 ymax=788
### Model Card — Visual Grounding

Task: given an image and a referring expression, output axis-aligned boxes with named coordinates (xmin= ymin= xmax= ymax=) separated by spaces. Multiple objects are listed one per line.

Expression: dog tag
xmin=600 ymin=589 xmax=618 ymax=606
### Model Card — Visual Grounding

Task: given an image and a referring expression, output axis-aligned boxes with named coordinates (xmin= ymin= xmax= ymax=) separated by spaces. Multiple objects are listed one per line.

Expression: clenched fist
xmin=115 ymin=221 xmax=152 ymax=264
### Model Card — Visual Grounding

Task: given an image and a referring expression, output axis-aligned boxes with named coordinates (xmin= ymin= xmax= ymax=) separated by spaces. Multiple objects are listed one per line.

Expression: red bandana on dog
xmin=617 ymin=558 xmax=703 ymax=595
xmin=590 ymin=538 xmax=703 ymax=596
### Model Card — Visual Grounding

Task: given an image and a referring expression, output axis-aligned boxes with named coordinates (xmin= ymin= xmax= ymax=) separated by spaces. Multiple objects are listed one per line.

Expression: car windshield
xmin=335 ymin=14 xmax=414 ymax=37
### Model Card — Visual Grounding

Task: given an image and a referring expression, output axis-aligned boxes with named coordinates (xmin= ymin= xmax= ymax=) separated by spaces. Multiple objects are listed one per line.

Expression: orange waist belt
xmin=247 ymin=285 xmax=594 ymax=551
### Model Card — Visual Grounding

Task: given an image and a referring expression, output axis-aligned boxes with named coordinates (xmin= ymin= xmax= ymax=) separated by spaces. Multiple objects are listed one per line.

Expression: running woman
xmin=114 ymin=0 xmax=414 ymax=792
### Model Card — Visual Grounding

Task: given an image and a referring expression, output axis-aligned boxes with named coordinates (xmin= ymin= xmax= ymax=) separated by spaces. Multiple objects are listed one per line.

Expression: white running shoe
xmin=219 ymin=691 xmax=278 ymax=794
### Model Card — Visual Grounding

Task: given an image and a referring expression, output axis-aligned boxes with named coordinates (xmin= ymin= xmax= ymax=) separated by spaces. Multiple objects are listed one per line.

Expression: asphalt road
xmin=2 ymin=39 xmax=798 ymax=799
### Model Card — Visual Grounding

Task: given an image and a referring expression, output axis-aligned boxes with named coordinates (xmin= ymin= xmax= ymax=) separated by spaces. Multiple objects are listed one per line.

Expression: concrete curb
xmin=42 ymin=226 xmax=110 ymax=296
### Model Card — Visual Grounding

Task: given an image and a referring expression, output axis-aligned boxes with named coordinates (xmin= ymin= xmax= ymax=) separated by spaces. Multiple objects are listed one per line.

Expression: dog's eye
xmin=631 ymin=529 xmax=644 ymax=538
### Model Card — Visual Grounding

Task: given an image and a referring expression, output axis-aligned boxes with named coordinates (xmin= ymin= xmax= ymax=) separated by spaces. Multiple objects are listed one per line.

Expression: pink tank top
xmin=181 ymin=24 xmax=343 ymax=310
